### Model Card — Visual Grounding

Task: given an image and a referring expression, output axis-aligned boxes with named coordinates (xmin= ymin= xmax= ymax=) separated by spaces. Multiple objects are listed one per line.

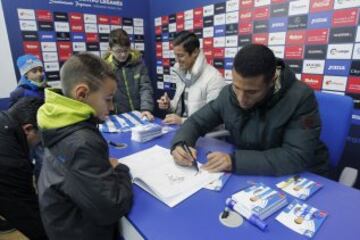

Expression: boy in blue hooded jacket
xmin=9 ymin=54 xmax=47 ymax=106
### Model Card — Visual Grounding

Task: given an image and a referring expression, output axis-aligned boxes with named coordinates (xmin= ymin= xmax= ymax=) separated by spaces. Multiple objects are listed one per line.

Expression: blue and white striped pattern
xmin=99 ymin=111 xmax=148 ymax=133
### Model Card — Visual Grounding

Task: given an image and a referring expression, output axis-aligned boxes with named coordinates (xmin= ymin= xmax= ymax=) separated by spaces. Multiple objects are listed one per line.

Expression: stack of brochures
xmin=276 ymin=200 xmax=328 ymax=238
xmin=99 ymin=111 xmax=148 ymax=133
xmin=131 ymin=123 xmax=163 ymax=142
xmin=230 ymin=182 xmax=288 ymax=220
xmin=276 ymin=177 xmax=323 ymax=200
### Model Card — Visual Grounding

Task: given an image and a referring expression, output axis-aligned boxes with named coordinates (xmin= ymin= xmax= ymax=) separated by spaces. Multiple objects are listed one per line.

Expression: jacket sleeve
xmin=9 ymin=88 xmax=25 ymax=107
xmin=171 ymin=94 xmax=224 ymax=148
xmin=206 ymin=71 xmax=225 ymax=103
xmin=63 ymin=141 xmax=133 ymax=225
xmin=138 ymin=63 xmax=154 ymax=112
xmin=232 ymin=91 xmax=323 ymax=176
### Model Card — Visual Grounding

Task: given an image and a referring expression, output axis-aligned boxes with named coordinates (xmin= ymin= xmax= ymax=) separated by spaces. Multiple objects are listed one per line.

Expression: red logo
xmin=163 ymin=58 xmax=170 ymax=66
xmin=253 ymin=7 xmax=269 ymax=20
xmin=155 ymin=26 xmax=162 ymax=35
xmin=239 ymin=9 xmax=253 ymax=20
xmin=194 ymin=7 xmax=203 ymax=19
xmin=36 ymin=10 xmax=52 ymax=21
xmin=110 ymin=16 xmax=121 ymax=25
xmin=194 ymin=18 xmax=203 ymax=29
xmin=252 ymin=33 xmax=268 ymax=45
xmin=213 ymin=48 xmax=225 ymax=58
xmin=302 ymin=74 xmax=323 ymax=90
xmin=240 ymin=0 xmax=254 ymax=8
xmin=156 ymin=49 xmax=162 ymax=58
xmin=204 ymin=49 xmax=213 ymax=58
xmin=272 ymin=0 xmax=287 ymax=3
xmin=306 ymin=29 xmax=329 ymax=44
xmin=286 ymin=30 xmax=306 ymax=45
xmin=162 ymin=16 xmax=169 ymax=25
xmin=57 ymin=42 xmax=72 ymax=62
xmin=98 ymin=15 xmax=110 ymax=24
xmin=310 ymin=0 xmax=333 ymax=13
xmin=347 ymin=77 xmax=360 ymax=94
xmin=86 ymin=33 xmax=98 ymax=42
xmin=23 ymin=41 xmax=40 ymax=52
xmin=70 ymin=24 xmax=84 ymax=32
xmin=332 ymin=8 xmax=358 ymax=27
xmin=69 ymin=13 xmax=83 ymax=24
xmin=239 ymin=21 xmax=252 ymax=35
xmin=203 ymin=38 xmax=213 ymax=49
xmin=285 ymin=46 xmax=304 ymax=59
xmin=156 ymin=42 xmax=162 ymax=51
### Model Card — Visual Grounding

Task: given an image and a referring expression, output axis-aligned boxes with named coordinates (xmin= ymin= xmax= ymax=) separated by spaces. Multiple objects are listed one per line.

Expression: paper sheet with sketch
xmin=118 ymin=145 xmax=223 ymax=207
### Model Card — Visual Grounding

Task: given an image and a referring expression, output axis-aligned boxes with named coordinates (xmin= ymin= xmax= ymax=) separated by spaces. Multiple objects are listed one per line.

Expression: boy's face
xmin=26 ymin=67 xmax=43 ymax=82
xmin=111 ymin=45 xmax=130 ymax=63
xmin=85 ymin=77 xmax=117 ymax=122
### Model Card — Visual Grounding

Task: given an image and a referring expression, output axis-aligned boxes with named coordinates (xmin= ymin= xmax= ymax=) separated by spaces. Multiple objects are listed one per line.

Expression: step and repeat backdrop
xmin=17 ymin=8 xmax=144 ymax=84
xmin=153 ymin=0 xmax=360 ymax=107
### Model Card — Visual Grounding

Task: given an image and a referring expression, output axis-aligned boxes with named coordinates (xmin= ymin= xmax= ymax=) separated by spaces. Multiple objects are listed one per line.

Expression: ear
xmin=72 ymin=83 xmax=90 ymax=102
xmin=192 ymin=48 xmax=200 ymax=57
xmin=22 ymin=123 xmax=35 ymax=136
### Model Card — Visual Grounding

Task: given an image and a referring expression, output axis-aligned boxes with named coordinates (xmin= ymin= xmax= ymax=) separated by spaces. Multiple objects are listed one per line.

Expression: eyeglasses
xmin=111 ymin=47 xmax=130 ymax=55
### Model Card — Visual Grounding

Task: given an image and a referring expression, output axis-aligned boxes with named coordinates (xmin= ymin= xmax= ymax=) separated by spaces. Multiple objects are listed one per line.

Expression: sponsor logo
xmin=214 ymin=25 xmax=225 ymax=37
xmin=240 ymin=9 xmax=252 ymax=20
xmin=226 ymin=12 xmax=239 ymax=24
xmin=347 ymin=76 xmax=360 ymax=94
xmin=240 ymin=0 xmax=254 ymax=8
xmin=308 ymin=12 xmax=331 ymax=29
xmin=288 ymin=15 xmax=308 ymax=29
xmin=322 ymin=75 xmax=347 ymax=91
xmin=54 ymin=22 xmax=69 ymax=32
xmin=98 ymin=24 xmax=111 ymax=34
xmin=45 ymin=72 xmax=60 ymax=81
xmin=204 ymin=16 xmax=214 ymax=27
xmin=19 ymin=20 xmax=37 ymax=31
xmin=71 ymin=33 xmax=85 ymax=42
xmin=254 ymin=6 xmax=270 ymax=20
xmin=269 ymin=17 xmax=288 ymax=32
xmin=203 ymin=27 xmax=214 ymax=38
xmin=123 ymin=26 xmax=134 ymax=35
xmin=289 ymin=0 xmax=310 ymax=16
xmin=252 ymin=33 xmax=268 ymax=45
xmin=225 ymin=48 xmax=238 ymax=58
xmin=226 ymin=0 xmax=239 ymax=12
xmin=22 ymin=31 xmax=38 ymax=41
xmin=36 ymin=10 xmax=52 ymax=21
xmin=285 ymin=46 xmax=304 ymax=59
xmin=225 ymin=35 xmax=238 ymax=47
xmin=325 ymin=60 xmax=351 ymax=76
xmin=329 ymin=27 xmax=356 ymax=43
xmin=17 ymin=9 xmax=35 ymax=20
xmin=72 ymin=42 xmax=86 ymax=51
xmin=214 ymin=37 xmax=225 ymax=47
xmin=255 ymin=0 xmax=270 ymax=7
xmin=353 ymin=43 xmax=360 ymax=60
xmin=203 ymin=5 xmax=214 ymax=16
xmin=310 ymin=0 xmax=333 ymax=13
xmin=253 ymin=20 xmax=268 ymax=33
xmin=239 ymin=22 xmax=252 ymax=34
xmin=286 ymin=30 xmax=305 ymax=44
xmin=44 ymin=62 xmax=59 ymax=72
xmin=332 ymin=8 xmax=358 ymax=27
xmin=269 ymin=46 xmax=285 ymax=58
xmin=285 ymin=60 xmax=303 ymax=73
xmin=268 ymin=32 xmax=286 ymax=45
xmin=271 ymin=3 xmax=289 ymax=17
xmin=41 ymin=42 xmax=57 ymax=52
xmin=334 ymin=0 xmax=360 ymax=10
xmin=214 ymin=14 xmax=226 ymax=25
xmin=215 ymin=2 xmax=226 ymax=14
xmin=305 ymin=45 xmax=327 ymax=59
xmin=326 ymin=44 xmax=354 ymax=59
xmin=301 ymin=74 xmax=323 ymax=90
xmin=86 ymin=43 xmax=100 ymax=51
xmin=184 ymin=10 xmax=193 ymax=20
xmin=226 ymin=23 xmax=238 ymax=35
xmin=350 ymin=61 xmax=360 ymax=76
xmin=84 ymin=14 xmax=97 ymax=24
xmin=306 ymin=29 xmax=329 ymax=44
xmin=303 ymin=60 xmax=325 ymax=74
xmin=23 ymin=41 xmax=40 ymax=52
xmin=238 ymin=35 xmax=252 ymax=46
xmin=56 ymin=32 xmax=70 ymax=41
xmin=86 ymin=33 xmax=98 ymax=42
xmin=123 ymin=17 xmax=133 ymax=26
xmin=154 ymin=17 xmax=161 ymax=26
xmin=43 ymin=52 xmax=58 ymax=62
xmin=184 ymin=19 xmax=193 ymax=30
xmin=54 ymin=12 xmax=68 ymax=22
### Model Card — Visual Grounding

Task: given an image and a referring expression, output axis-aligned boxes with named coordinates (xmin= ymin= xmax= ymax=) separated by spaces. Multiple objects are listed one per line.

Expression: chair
xmin=315 ymin=91 xmax=357 ymax=186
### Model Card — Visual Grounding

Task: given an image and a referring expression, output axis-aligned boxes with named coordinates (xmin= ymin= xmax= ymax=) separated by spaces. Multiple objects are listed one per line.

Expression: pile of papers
xmin=276 ymin=177 xmax=323 ymax=200
xmin=231 ymin=182 xmax=288 ymax=220
xmin=131 ymin=123 xmax=163 ymax=142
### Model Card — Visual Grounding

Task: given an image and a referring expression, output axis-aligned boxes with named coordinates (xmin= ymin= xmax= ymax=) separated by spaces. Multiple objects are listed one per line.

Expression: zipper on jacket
xmin=122 ymin=68 xmax=135 ymax=111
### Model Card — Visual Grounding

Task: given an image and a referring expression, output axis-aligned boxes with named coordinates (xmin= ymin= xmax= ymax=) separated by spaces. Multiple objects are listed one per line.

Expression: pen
xmin=225 ymin=198 xmax=268 ymax=231
xmin=181 ymin=142 xmax=199 ymax=173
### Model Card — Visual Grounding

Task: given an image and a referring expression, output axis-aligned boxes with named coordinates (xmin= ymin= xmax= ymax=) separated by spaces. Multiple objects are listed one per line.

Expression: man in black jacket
xmin=0 ymin=97 xmax=47 ymax=239
xmin=171 ymin=44 xmax=329 ymax=176
xmin=37 ymin=53 xmax=133 ymax=240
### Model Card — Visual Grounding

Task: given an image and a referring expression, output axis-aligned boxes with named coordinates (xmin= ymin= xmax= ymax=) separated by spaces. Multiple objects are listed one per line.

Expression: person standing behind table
xmin=104 ymin=28 xmax=155 ymax=121
xmin=9 ymin=54 xmax=48 ymax=107
xmin=157 ymin=31 xmax=225 ymax=125
xmin=170 ymin=44 xmax=329 ymax=177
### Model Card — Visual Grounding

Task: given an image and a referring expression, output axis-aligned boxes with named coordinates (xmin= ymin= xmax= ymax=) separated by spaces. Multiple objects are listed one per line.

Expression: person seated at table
xmin=37 ymin=52 xmax=133 ymax=240
xmin=157 ymin=31 xmax=225 ymax=125
xmin=0 ymin=97 xmax=48 ymax=240
xmin=170 ymin=44 xmax=329 ymax=176
xmin=104 ymin=28 xmax=154 ymax=121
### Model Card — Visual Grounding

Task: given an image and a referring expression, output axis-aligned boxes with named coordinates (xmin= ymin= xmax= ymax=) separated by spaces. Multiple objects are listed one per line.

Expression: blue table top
xmin=103 ymin=127 xmax=360 ymax=240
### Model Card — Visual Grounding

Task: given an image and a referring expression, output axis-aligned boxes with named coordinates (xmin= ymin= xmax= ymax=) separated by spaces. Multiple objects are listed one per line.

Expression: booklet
xmin=276 ymin=177 xmax=323 ymax=200
xmin=118 ymin=145 xmax=223 ymax=207
xmin=276 ymin=200 xmax=328 ymax=238
xmin=230 ymin=182 xmax=288 ymax=220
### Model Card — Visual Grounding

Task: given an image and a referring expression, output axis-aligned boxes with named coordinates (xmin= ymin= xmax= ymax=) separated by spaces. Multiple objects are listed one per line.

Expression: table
xmin=104 ymin=128 xmax=360 ymax=240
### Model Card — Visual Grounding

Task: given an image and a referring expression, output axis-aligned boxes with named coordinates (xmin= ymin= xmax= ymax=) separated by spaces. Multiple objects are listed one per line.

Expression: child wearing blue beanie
xmin=9 ymin=54 xmax=48 ymax=106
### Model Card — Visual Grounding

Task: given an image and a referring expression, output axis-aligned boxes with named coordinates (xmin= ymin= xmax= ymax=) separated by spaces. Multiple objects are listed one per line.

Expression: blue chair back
xmin=315 ymin=92 xmax=353 ymax=167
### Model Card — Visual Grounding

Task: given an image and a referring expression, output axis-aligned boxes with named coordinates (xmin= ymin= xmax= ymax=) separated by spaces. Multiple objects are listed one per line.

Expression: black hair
xmin=109 ymin=28 xmax=131 ymax=48
xmin=233 ymin=44 xmax=276 ymax=82
xmin=173 ymin=31 xmax=200 ymax=54
xmin=8 ymin=97 xmax=44 ymax=128
xmin=60 ymin=52 xmax=116 ymax=97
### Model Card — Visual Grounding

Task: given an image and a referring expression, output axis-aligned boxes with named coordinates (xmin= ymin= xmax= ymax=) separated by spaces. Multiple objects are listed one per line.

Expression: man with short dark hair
xmin=104 ymin=28 xmax=154 ymax=120
xmin=171 ymin=44 xmax=329 ymax=176
xmin=157 ymin=31 xmax=225 ymax=124
xmin=0 ymin=97 xmax=47 ymax=240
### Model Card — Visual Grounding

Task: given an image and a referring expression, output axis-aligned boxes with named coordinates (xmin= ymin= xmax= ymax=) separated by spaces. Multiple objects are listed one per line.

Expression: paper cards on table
xmin=131 ymin=123 xmax=173 ymax=142
xmin=99 ymin=111 xmax=148 ymax=133
xmin=118 ymin=145 xmax=223 ymax=207
xmin=231 ymin=182 xmax=288 ymax=220
xmin=276 ymin=177 xmax=323 ymax=200
xmin=276 ymin=200 xmax=328 ymax=238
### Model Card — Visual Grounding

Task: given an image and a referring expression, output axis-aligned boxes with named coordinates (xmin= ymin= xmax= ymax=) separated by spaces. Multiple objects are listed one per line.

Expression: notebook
xmin=230 ymin=182 xmax=288 ymax=220
xmin=118 ymin=145 xmax=223 ymax=207
xmin=276 ymin=200 xmax=328 ymax=238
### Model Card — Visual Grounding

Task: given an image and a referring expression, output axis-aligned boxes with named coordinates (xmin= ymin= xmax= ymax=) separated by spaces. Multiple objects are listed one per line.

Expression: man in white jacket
xmin=157 ymin=31 xmax=225 ymax=124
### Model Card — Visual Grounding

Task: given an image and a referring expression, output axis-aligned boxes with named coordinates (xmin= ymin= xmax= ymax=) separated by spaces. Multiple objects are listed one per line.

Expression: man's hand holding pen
xmin=171 ymin=142 xmax=198 ymax=168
